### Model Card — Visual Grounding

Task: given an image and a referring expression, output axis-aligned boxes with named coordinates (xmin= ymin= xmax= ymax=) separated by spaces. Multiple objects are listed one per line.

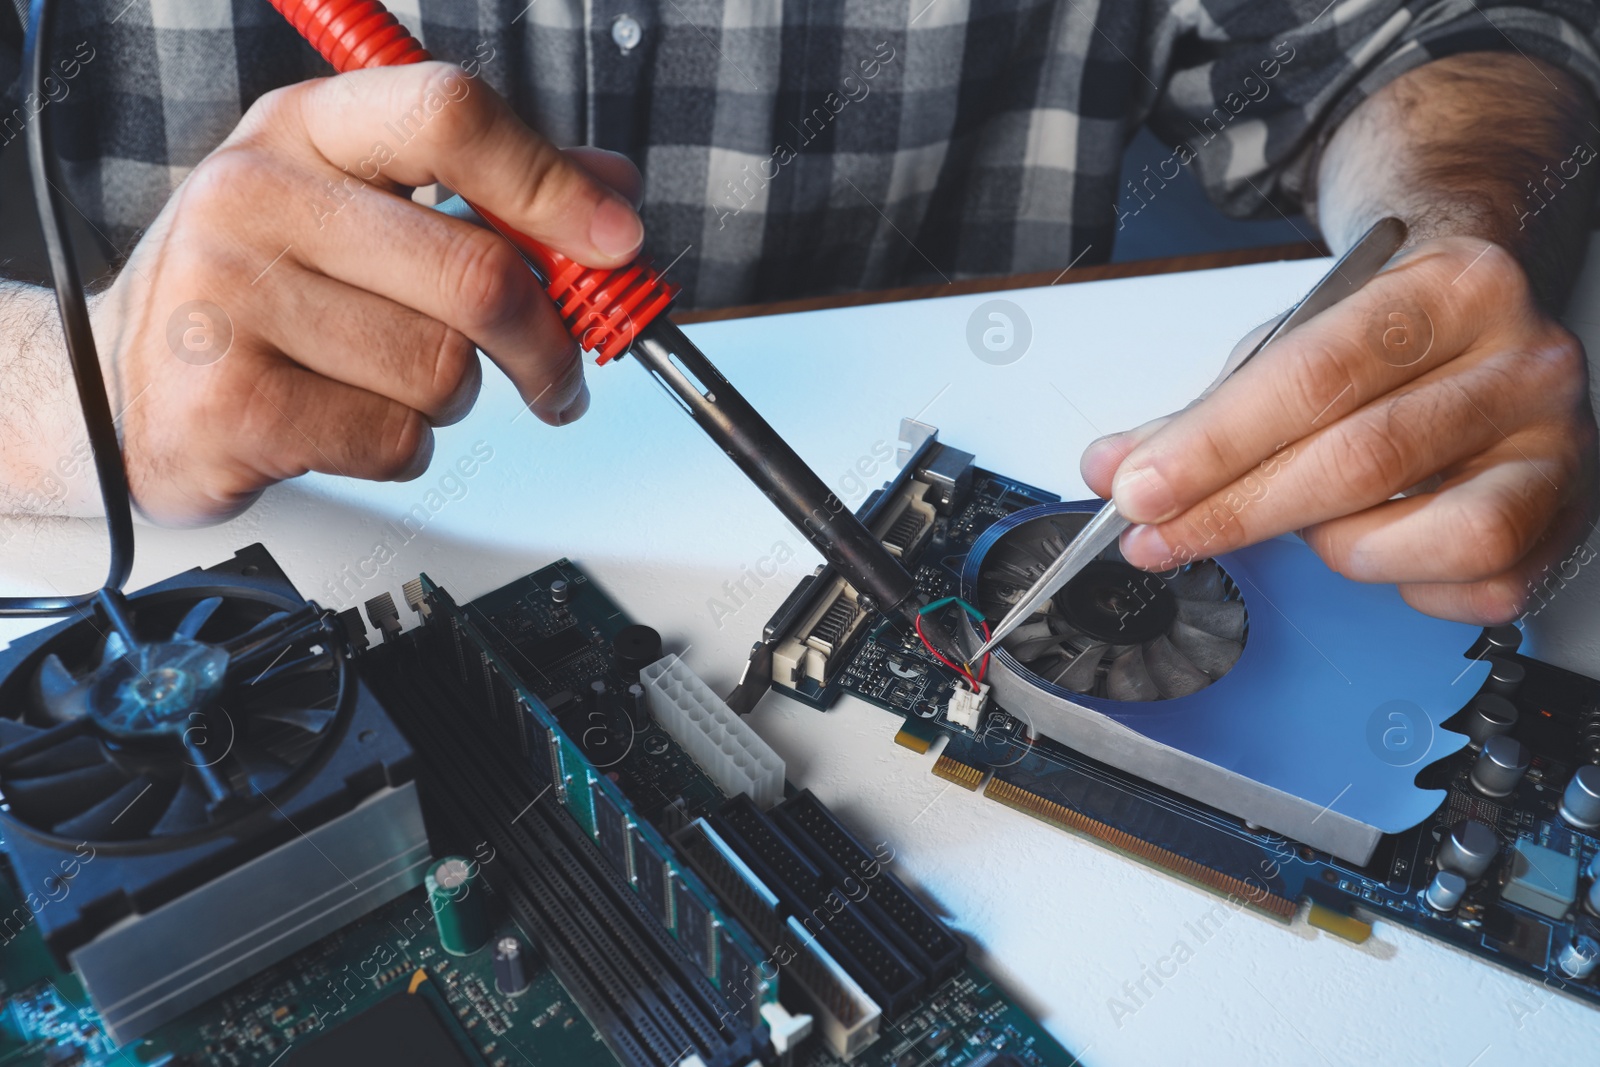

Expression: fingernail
xmin=555 ymin=380 xmax=590 ymax=425
xmin=1084 ymin=433 xmax=1124 ymax=461
xmin=1120 ymin=524 xmax=1172 ymax=569
xmin=590 ymin=196 xmax=643 ymax=259
xmin=399 ymin=430 xmax=435 ymax=481
xmin=1112 ymin=465 xmax=1177 ymax=523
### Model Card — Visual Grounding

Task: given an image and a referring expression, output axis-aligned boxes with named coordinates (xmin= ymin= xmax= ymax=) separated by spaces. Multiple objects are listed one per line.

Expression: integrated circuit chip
xmin=287 ymin=987 xmax=474 ymax=1066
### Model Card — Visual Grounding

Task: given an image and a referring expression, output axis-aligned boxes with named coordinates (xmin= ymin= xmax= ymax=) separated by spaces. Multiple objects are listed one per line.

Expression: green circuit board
xmin=0 ymin=558 xmax=1076 ymax=1067
xmin=0 ymin=856 xmax=613 ymax=1067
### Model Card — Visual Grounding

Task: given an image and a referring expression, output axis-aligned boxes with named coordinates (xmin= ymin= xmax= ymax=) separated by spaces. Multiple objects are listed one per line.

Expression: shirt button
xmin=611 ymin=14 xmax=642 ymax=53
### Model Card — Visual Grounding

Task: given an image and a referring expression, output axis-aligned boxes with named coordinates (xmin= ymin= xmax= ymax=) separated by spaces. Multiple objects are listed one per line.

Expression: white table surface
xmin=5 ymin=237 xmax=1600 ymax=1067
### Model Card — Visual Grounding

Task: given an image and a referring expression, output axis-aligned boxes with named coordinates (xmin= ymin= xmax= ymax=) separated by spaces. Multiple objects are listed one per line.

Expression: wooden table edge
xmin=672 ymin=240 xmax=1329 ymax=325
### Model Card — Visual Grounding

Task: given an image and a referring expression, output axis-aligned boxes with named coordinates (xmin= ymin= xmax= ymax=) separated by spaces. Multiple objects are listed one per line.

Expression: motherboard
xmin=0 ymin=547 xmax=1077 ymax=1067
xmin=743 ymin=422 xmax=1600 ymax=1010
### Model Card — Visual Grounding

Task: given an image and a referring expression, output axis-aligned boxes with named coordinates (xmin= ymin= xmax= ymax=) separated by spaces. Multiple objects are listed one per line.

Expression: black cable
xmin=0 ymin=0 xmax=136 ymax=616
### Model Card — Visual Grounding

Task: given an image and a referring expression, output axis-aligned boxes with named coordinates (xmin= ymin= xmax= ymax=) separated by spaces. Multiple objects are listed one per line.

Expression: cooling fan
xmin=959 ymin=502 xmax=1493 ymax=864
xmin=4 ymin=584 xmax=349 ymax=845
xmin=973 ymin=511 xmax=1246 ymax=701
xmin=0 ymin=545 xmax=423 ymax=1043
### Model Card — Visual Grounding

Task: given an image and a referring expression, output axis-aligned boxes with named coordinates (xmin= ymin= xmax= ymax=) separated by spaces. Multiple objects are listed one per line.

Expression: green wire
xmin=917 ymin=596 xmax=986 ymax=622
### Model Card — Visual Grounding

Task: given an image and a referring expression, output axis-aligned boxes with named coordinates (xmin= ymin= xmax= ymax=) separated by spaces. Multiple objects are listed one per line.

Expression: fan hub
xmin=1053 ymin=560 xmax=1176 ymax=645
xmin=92 ymin=639 xmax=230 ymax=739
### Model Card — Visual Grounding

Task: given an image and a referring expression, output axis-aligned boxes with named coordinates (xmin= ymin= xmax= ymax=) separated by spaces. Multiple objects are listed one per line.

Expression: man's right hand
xmin=92 ymin=61 xmax=644 ymax=525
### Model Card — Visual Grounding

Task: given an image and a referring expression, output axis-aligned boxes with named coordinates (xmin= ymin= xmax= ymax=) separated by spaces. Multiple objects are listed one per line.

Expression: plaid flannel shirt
xmin=4 ymin=0 xmax=1599 ymax=309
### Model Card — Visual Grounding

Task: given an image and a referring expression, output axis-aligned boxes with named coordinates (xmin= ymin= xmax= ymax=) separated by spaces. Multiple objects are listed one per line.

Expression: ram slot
xmin=677 ymin=819 xmax=878 ymax=1059
xmin=365 ymin=638 xmax=769 ymax=1067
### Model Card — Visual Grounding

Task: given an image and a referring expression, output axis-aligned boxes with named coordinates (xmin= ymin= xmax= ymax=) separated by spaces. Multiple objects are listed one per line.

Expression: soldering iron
xmin=265 ymin=0 xmax=920 ymax=621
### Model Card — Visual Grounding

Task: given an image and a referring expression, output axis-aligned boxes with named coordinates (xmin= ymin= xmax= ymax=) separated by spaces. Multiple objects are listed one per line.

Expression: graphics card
xmin=744 ymin=419 xmax=1600 ymax=1009
xmin=961 ymin=500 xmax=1489 ymax=863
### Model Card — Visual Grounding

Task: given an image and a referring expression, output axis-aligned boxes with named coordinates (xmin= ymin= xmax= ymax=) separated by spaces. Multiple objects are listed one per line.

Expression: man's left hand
xmin=1080 ymin=235 xmax=1596 ymax=624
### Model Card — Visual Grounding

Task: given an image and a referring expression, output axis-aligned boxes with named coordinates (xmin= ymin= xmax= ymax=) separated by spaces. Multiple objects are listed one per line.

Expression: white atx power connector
xmin=641 ymin=655 xmax=786 ymax=808
xmin=944 ymin=683 xmax=989 ymax=732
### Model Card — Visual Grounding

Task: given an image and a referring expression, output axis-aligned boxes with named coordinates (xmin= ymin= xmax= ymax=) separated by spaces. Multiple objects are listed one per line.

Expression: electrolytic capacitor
xmin=1558 ymin=765 xmax=1600 ymax=830
xmin=493 ymin=936 xmax=531 ymax=995
xmin=1467 ymin=623 xmax=1522 ymax=660
xmin=1424 ymin=870 xmax=1467 ymax=913
xmin=1557 ymin=935 xmax=1600 ymax=980
xmin=550 ymin=579 xmax=570 ymax=604
xmin=427 ymin=856 xmax=491 ymax=956
xmin=1463 ymin=694 xmax=1518 ymax=746
xmin=1587 ymin=875 xmax=1600 ymax=918
xmin=1437 ymin=819 xmax=1499 ymax=882
xmin=613 ymin=624 xmax=663 ymax=680
xmin=1469 ymin=735 xmax=1529 ymax=798
xmin=1484 ymin=658 xmax=1525 ymax=697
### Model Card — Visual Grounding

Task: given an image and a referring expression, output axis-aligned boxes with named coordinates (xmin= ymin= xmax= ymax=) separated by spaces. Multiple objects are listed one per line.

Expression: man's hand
xmin=1081 ymin=236 xmax=1595 ymax=624
xmin=90 ymin=61 xmax=644 ymax=525
xmin=1081 ymin=53 xmax=1600 ymax=625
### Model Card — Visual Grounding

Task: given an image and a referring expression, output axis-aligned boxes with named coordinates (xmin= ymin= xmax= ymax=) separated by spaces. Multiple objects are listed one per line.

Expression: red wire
xmin=914 ymin=613 xmax=991 ymax=692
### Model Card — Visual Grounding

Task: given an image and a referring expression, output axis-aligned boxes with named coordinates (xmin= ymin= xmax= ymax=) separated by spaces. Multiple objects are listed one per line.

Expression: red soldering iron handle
xmin=266 ymin=0 xmax=676 ymax=362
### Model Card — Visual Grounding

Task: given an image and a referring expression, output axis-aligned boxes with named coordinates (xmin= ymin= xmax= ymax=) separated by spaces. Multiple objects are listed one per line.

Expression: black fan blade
xmin=1031 ymin=642 xmax=1108 ymax=692
xmin=5 ymin=760 xmax=132 ymax=823
xmin=175 ymin=596 xmax=225 ymax=640
xmin=231 ymin=741 xmax=293 ymax=793
xmin=1175 ymin=597 xmax=1246 ymax=642
xmin=0 ymin=719 xmax=41 ymax=747
xmin=250 ymin=705 xmax=336 ymax=735
xmin=1165 ymin=562 xmax=1224 ymax=601
xmin=32 ymin=653 xmax=85 ymax=723
xmin=51 ymin=774 xmax=173 ymax=840
xmin=225 ymin=611 xmax=294 ymax=652
xmin=150 ymin=773 xmax=214 ymax=836
xmin=1143 ymin=634 xmax=1211 ymax=699
xmin=1060 ymin=642 xmax=1110 ymax=692
xmin=10 ymin=735 xmax=105 ymax=778
xmin=1107 ymin=646 xmax=1160 ymax=701
xmin=98 ymin=631 xmax=130 ymax=667
xmin=237 ymin=651 xmax=330 ymax=690
xmin=0 ymin=717 xmax=93 ymax=771
xmin=183 ymin=736 xmax=236 ymax=806
xmin=1168 ymin=619 xmax=1244 ymax=677
xmin=1010 ymin=630 xmax=1076 ymax=661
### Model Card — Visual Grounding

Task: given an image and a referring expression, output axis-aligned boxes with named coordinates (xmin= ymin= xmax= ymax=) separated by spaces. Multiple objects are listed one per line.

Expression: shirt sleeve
xmin=0 ymin=0 xmax=24 ymax=114
xmin=1144 ymin=0 xmax=1600 ymax=221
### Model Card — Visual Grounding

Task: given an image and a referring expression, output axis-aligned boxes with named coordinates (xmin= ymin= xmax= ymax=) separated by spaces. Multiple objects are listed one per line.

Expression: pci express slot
xmin=709 ymin=795 xmax=924 ymax=1017
xmin=677 ymin=819 xmax=882 ymax=1059
xmin=771 ymin=791 xmax=964 ymax=981
xmin=363 ymin=644 xmax=767 ymax=1067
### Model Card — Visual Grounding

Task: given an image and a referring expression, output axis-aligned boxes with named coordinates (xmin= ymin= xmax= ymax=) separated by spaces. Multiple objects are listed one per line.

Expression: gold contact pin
xmin=983 ymin=777 xmax=1297 ymax=919
xmin=932 ymin=754 xmax=985 ymax=791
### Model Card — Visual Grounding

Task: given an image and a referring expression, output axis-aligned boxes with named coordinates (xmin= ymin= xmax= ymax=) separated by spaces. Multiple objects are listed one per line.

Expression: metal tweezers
xmin=969 ymin=216 xmax=1409 ymax=664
